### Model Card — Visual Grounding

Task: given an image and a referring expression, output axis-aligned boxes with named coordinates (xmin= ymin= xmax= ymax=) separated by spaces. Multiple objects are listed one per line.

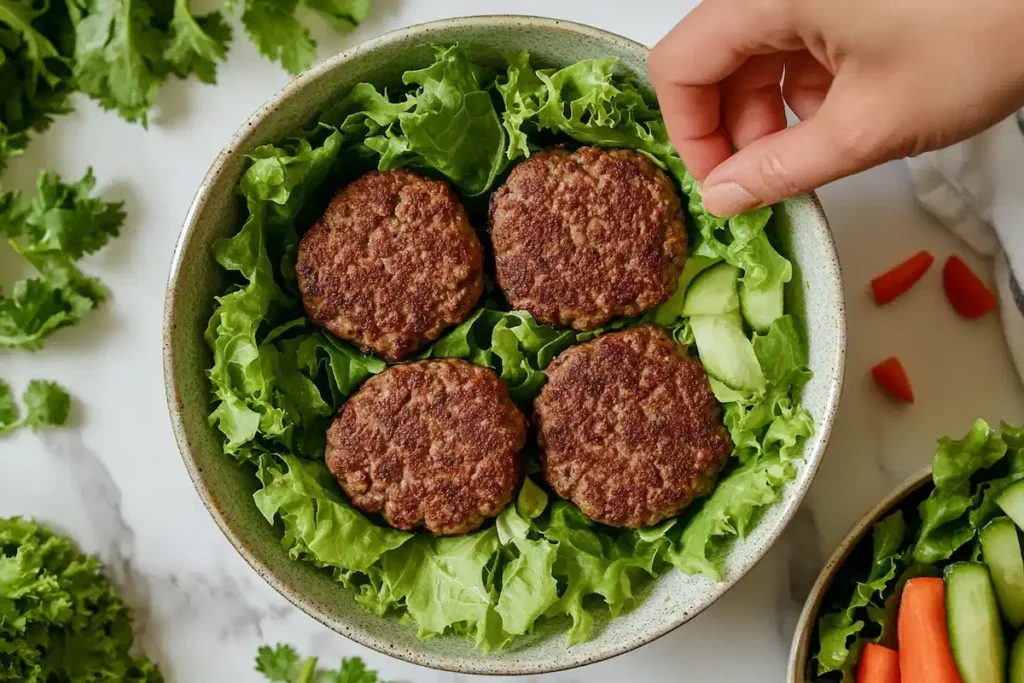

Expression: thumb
xmin=699 ymin=106 xmax=890 ymax=216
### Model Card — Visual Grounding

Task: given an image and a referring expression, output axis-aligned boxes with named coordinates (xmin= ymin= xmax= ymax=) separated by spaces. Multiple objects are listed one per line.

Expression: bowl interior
xmin=787 ymin=468 xmax=931 ymax=682
xmin=164 ymin=16 xmax=847 ymax=675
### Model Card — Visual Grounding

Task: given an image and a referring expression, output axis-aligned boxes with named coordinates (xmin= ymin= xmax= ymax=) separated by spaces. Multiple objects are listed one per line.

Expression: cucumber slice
xmin=689 ymin=313 xmax=765 ymax=392
xmin=653 ymin=256 xmax=720 ymax=326
xmin=998 ymin=480 xmax=1024 ymax=530
xmin=1010 ymin=630 xmax=1024 ymax=683
xmin=739 ymin=281 xmax=784 ymax=333
xmin=682 ymin=263 xmax=741 ymax=317
xmin=944 ymin=562 xmax=1007 ymax=683
xmin=981 ymin=517 xmax=1024 ymax=628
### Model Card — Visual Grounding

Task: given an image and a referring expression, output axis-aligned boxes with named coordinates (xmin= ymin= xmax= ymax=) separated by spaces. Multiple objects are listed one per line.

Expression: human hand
xmin=649 ymin=0 xmax=1024 ymax=216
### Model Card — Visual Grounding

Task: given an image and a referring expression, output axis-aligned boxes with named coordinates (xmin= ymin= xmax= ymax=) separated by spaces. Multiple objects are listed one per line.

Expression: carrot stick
xmin=858 ymin=643 xmax=901 ymax=683
xmin=898 ymin=578 xmax=964 ymax=683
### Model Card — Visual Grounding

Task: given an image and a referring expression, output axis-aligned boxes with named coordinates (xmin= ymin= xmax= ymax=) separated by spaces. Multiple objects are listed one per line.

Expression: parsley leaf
xmin=256 ymin=644 xmax=390 ymax=683
xmin=0 ymin=378 xmax=70 ymax=434
xmin=0 ymin=168 xmax=123 ymax=350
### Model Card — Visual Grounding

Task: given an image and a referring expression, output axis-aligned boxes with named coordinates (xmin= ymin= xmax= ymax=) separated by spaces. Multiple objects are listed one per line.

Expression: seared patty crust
xmin=326 ymin=359 xmax=527 ymax=536
xmin=297 ymin=169 xmax=484 ymax=361
xmin=535 ymin=325 xmax=732 ymax=528
xmin=489 ymin=147 xmax=687 ymax=330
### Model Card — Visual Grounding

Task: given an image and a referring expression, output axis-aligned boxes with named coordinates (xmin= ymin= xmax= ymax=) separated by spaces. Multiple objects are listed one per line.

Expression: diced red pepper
xmin=943 ymin=255 xmax=997 ymax=319
xmin=872 ymin=357 xmax=914 ymax=404
xmin=871 ymin=251 xmax=935 ymax=305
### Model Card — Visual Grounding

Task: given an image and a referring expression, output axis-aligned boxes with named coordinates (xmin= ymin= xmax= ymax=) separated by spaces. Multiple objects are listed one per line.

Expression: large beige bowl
xmin=163 ymin=15 xmax=847 ymax=674
xmin=788 ymin=468 xmax=932 ymax=682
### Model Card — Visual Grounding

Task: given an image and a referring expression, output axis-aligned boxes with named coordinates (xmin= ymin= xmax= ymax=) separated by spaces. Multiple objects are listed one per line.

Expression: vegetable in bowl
xmin=204 ymin=43 xmax=815 ymax=652
xmin=805 ymin=420 xmax=1024 ymax=682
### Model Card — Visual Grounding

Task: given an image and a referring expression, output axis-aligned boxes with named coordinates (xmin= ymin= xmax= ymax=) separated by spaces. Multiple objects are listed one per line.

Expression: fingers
xmin=700 ymin=96 xmax=891 ymax=216
xmin=783 ymin=51 xmax=833 ymax=120
xmin=648 ymin=0 xmax=800 ymax=180
xmin=721 ymin=55 xmax=787 ymax=149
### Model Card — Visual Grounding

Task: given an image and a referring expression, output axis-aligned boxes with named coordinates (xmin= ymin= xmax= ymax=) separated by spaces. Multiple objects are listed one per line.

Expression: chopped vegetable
xmin=898 ymin=578 xmax=963 ymax=683
xmin=255 ymin=644 xmax=389 ymax=683
xmin=0 ymin=517 xmax=161 ymax=682
xmin=872 ymin=357 xmax=914 ymax=403
xmin=943 ymin=256 xmax=997 ymax=319
xmin=943 ymin=563 xmax=1005 ymax=683
xmin=0 ymin=378 xmax=71 ymax=434
xmin=871 ymin=251 xmax=935 ymax=305
xmin=810 ymin=421 xmax=1024 ymax=681
xmin=858 ymin=643 xmax=901 ymax=683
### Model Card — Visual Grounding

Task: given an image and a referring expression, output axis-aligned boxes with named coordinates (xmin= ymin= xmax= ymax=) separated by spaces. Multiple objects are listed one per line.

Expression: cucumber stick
xmin=944 ymin=562 xmax=1006 ymax=683
xmin=980 ymin=517 xmax=1024 ymax=628
xmin=1011 ymin=630 xmax=1024 ymax=683
xmin=998 ymin=480 xmax=1024 ymax=531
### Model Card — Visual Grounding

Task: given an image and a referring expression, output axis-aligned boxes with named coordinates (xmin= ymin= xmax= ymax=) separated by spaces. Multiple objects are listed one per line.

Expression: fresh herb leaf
xmin=256 ymin=643 xmax=390 ymax=683
xmin=0 ymin=378 xmax=71 ymax=434
xmin=0 ymin=168 xmax=123 ymax=350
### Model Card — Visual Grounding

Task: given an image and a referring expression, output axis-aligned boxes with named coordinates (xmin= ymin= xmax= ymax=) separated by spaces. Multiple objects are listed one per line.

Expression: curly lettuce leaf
xmin=0 ymin=517 xmax=162 ymax=682
xmin=254 ymin=455 xmax=409 ymax=575
xmin=0 ymin=168 xmax=123 ymax=350
xmin=913 ymin=419 xmax=1008 ymax=564
xmin=815 ymin=512 xmax=906 ymax=677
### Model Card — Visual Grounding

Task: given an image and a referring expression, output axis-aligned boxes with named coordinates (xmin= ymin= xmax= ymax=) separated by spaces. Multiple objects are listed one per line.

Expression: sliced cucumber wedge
xmin=689 ymin=313 xmax=765 ymax=393
xmin=998 ymin=480 xmax=1024 ymax=531
xmin=653 ymin=255 xmax=720 ymax=326
xmin=682 ymin=263 xmax=741 ymax=317
xmin=981 ymin=517 xmax=1024 ymax=628
xmin=739 ymin=280 xmax=784 ymax=333
xmin=945 ymin=562 xmax=1006 ymax=683
xmin=1010 ymin=629 xmax=1024 ymax=683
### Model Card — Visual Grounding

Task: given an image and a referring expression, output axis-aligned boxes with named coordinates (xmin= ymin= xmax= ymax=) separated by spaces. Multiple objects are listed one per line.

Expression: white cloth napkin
xmin=906 ymin=112 xmax=1024 ymax=383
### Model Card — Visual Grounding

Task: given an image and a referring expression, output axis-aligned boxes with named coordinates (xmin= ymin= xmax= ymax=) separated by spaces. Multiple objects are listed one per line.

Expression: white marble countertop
xmin=3 ymin=1 xmax=1024 ymax=681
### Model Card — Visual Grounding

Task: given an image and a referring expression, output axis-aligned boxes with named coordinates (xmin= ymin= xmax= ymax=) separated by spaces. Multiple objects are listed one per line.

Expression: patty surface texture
xmin=327 ymin=359 xmax=527 ymax=536
xmin=535 ymin=325 xmax=732 ymax=528
xmin=297 ymin=169 xmax=484 ymax=360
xmin=490 ymin=147 xmax=687 ymax=330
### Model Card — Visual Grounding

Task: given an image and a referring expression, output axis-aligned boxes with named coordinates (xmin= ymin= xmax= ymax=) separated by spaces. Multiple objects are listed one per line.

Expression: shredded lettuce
xmin=205 ymin=45 xmax=814 ymax=651
xmin=810 ymin=420 xmax=1024 ymax=681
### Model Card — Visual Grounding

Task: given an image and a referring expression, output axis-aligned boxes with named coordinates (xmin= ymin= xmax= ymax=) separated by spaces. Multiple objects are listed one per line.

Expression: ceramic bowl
xmin=787 ymin=468 xmax=933 ymax=682
xmin=163 ymin=15 xmax=847 ymax=675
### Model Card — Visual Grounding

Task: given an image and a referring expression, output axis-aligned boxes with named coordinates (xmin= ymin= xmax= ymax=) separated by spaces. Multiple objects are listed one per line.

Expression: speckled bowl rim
xmin=787 ymin=467 xmax=933 ymax=682
xmin=163 ymin=15 xmax=847 ymax=675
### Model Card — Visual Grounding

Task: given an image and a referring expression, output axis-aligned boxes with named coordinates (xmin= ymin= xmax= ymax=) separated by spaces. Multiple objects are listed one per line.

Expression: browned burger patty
xmin=535 ymin=325 xmax=732 ymax=528
xmin=326 ymin=359 xmax=527 ymax=536
xmin=489 ymin=147 xmax=687 ymax=331
xmin=297 ymin=169 xmax=484 ymax=361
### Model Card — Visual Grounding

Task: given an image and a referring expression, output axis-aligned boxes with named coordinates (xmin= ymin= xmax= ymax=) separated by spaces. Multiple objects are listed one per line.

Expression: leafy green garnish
xmin=0 ymin=0 xmax=371 ymax=174
xmin=0 ymin=517 xmax=161 ymax=682
xmin=0 ymin=378 xmax=71 ymax=433
xmin=206 ymin=45 xmax=814 ymax=652
xmin=0 ymin=168 xmax=124 ymax=350
xmin=256 ymin=643 xmax=388 ymax=683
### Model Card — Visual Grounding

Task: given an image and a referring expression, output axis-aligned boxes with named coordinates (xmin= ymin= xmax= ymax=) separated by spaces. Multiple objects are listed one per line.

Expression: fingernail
xmin=702 ymin=182 xmax=760 ymax=217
